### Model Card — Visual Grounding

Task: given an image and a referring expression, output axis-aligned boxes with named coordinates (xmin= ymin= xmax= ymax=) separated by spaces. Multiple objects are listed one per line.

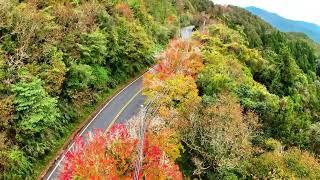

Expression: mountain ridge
xmin=245 ymin=6 xmax=320 ymax=43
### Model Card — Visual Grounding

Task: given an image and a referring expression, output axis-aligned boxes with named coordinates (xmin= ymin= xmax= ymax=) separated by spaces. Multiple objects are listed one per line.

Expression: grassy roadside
xmin=34 ymin=69 xmax=147 ymax=179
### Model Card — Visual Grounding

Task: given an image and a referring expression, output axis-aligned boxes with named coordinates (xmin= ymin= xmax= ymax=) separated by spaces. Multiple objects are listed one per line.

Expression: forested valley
xmin=1 ymin=0 xmax=320 ymax=179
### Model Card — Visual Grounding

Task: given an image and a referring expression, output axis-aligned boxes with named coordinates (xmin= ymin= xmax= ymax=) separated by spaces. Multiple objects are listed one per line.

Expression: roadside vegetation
xmin=1 ymin=0 xmax=320 ymax=179
xmin=143 ymin=22 xmax=320 ymax=178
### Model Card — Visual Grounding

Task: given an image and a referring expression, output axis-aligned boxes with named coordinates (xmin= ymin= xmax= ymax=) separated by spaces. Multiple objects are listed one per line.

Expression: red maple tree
xmin=60 ymin=124 xmax=182 ymax=179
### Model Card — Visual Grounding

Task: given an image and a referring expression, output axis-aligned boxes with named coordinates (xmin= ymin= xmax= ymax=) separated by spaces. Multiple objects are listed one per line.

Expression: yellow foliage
xmin=163 ymin=75 xmax=200 ymax=111
xmin=158 ymin=106 xmax=171 ymax=119
xmin=148 ymin=127 xmax=184 ymax=161
xmin=248 ymin=147 xmax=320 ymax=179
xmin=144 ymin=74 xmax=201 ymax=113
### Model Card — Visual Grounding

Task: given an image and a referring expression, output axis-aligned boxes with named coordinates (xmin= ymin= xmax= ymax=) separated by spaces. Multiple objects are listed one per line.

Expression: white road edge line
xmin=46 ymin=72 xmax=147 ymax=180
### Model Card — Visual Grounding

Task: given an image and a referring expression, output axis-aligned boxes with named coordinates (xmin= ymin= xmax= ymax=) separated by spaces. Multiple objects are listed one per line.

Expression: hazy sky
xmin=213 ymin=0 xmax=320 ymax=25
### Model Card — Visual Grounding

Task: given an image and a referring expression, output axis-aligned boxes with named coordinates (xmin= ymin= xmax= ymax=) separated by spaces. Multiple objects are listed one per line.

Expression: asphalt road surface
xmin=44 ymin=75 xmax=145 ymax=180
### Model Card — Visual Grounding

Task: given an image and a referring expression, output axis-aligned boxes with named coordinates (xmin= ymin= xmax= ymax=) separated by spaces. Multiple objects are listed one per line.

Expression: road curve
xmin=44 ymin=75 xmax=145 ymax=180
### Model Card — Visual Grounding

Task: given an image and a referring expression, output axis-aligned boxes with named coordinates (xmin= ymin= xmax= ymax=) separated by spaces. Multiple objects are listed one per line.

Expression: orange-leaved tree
xmin=152 ymin=39 xmax=204 ymax=80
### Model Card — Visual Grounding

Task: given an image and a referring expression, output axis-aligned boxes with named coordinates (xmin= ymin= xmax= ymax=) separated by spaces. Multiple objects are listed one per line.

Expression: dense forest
xmin=1 ymin=0 xmax=320 ymax=179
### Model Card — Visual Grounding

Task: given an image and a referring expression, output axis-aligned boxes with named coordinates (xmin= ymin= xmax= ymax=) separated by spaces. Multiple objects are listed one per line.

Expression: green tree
xmin=12 ymin=77 xmax=61 ymax=157
xmin=65 ymin=64 xmax=94 ymax=92
xmin=90 ymin=65 xmax=110 ymax=90
xmin=78 ymin=29 xmax=108 ymax=65
xmin=289 ymin=40 xmax=317 ymax=74
xmin=270 ymin=45 xmax=300 ymax=96
xmin=42 ymin=48 xmax=66 ymax=96
xmin=107 ymin=17 xmax=154 ymax=80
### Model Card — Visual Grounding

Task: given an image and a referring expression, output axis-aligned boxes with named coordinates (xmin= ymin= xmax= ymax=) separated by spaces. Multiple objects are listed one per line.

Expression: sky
xmin=213 ymin=0 xmax=320 ymax=25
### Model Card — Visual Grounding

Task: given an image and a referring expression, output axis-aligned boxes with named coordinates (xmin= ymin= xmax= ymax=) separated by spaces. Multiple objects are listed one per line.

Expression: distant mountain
xmin=245 ymin=6 xmax=320 ymax=43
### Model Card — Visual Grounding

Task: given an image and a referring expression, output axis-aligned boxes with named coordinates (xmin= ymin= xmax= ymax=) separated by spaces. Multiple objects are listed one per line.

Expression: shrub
xmin=247 ymin=151 xmax=291 ymax=179
xmin=284 ymin=148 xmax=320 ymax=178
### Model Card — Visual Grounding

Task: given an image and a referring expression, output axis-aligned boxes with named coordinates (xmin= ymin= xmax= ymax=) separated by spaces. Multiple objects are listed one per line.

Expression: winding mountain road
xmin=43 ymin=27 xmax=192 ymax=180
xmin=44 ymin=75 xmax=146 ymax=180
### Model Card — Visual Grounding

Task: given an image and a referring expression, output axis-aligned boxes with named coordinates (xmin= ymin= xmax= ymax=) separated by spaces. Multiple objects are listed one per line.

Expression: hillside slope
xmin=1 ymin=0 xmax=320 ymax=179
xmin=246 ymin=6 xmax=320 ymax=43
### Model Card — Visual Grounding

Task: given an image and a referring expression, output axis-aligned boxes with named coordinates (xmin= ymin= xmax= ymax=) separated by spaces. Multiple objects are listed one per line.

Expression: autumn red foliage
xmin=59 ymin=124 xmax=182 ymax=179
xmin=144 ymin=39 xmax=203 ymax=91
